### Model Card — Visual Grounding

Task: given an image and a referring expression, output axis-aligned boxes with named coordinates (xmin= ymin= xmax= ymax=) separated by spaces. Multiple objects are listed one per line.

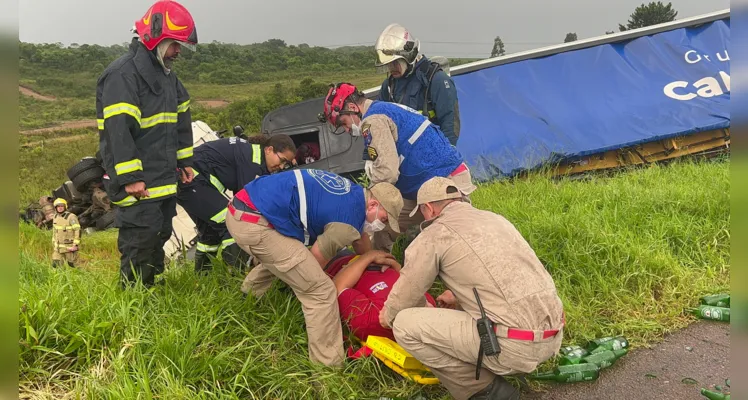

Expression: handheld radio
xmin=474 ymin=287 xmax=501 ymax=379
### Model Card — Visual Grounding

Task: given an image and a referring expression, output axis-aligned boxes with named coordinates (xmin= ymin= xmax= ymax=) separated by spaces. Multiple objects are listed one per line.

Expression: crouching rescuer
xmin=379 ymin=177 xmax=565 ymax=400
xmin=176 ymin=134 xmax=296 ymax=273
xmin=52 ymin=198 xmax=80 ymax=268
xmin=226 ymin=169 xmax=403 ymax=367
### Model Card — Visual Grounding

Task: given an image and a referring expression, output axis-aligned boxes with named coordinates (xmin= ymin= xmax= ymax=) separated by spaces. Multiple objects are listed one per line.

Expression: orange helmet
xmin=134 ymin=0 xmax=198 ymax=51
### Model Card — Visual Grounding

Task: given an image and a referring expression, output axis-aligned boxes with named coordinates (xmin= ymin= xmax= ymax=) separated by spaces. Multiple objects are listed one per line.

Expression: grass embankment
xmin=19 ymin=129 xmax=99 ymax=209
xmin=18 ymin=154 xmax=729 ymax=399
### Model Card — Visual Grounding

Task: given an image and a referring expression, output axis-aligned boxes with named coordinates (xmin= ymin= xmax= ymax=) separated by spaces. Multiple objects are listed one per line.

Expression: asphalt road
xmin=523 ymin=321 xmax=730 ymax=400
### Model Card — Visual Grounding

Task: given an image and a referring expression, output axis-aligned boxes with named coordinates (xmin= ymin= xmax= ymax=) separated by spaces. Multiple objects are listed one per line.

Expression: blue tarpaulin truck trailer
xmin=262 ymin=9 xmax=730 ymax=182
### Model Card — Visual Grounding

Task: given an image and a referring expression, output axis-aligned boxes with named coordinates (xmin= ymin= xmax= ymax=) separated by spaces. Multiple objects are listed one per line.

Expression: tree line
xmin=19 ymin=39 xmax=379 ymax=85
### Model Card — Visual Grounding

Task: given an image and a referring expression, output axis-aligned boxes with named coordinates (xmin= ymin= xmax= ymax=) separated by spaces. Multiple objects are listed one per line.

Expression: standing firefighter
xmin=374 ymin=23 xmax=460 ymax=146
xmin=177 ymin=134 xmax=297 ymax=273
xmin=321 ymin=82 xmax=476 ymax=252
xmin=379 ymin=177 xmax=565 ymax=400
xmin=52 ymin=199 xmax=80 ymax=268
xmin=97 ymin=0 xmax=198 ymax=287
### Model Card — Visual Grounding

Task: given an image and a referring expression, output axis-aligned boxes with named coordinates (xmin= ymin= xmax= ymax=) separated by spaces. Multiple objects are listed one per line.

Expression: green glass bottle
xmin=580 ymin=348 xmax=628 ymax=369
xmin=688 ymin=305 xmax=730 ymax=322
xmin=559 ymin=345 xmax=589 ymax=365
xmin=700 ymin=294 xmax=730 ymax=308
xmin=586 ymin=336 xmax=630 ymax=353
xmin=529 ymin=363 xmax=600 ymax=383
xmin=701 ymin=388 xmax=730 ymax=400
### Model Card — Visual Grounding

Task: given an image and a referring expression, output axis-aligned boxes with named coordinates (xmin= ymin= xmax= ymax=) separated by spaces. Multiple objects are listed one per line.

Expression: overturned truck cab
xmin=261 ymin=97 xmax=369 ymax=180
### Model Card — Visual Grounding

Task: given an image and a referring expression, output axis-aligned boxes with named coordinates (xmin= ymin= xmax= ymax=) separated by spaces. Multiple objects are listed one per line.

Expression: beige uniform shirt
xmin=315 ymin=222 xmax=361 ymax=261
xmin=53 ymin=212 xmax=81 ymax=253
xmin=382 ymin=201 xmax=564 ymax=333
xmin=360 ymin=101 xmax=401 ymax=186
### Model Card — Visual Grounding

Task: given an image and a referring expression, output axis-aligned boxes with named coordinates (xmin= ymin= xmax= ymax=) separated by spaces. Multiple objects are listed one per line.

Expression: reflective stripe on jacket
xmin=96 ymin=37 xmax=193 ymax=207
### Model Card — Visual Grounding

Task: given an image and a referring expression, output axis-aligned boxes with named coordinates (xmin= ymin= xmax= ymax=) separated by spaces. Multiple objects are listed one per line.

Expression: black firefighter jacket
xmin=96 ymin=38 xmax=193 ymax=208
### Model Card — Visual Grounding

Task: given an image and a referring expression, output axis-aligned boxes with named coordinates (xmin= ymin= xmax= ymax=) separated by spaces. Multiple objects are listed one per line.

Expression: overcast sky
xmin=19 ymin=0 xmax=729 ymax=57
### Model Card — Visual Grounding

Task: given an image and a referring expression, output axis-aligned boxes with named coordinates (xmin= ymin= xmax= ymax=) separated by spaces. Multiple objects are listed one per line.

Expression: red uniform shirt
xmin=337 ymin=266 xmax=436 ymax=342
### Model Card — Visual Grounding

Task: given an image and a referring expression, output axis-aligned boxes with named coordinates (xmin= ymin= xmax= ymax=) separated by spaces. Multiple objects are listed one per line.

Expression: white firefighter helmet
xmin=374 ymin=23 xmax=420 ymax=74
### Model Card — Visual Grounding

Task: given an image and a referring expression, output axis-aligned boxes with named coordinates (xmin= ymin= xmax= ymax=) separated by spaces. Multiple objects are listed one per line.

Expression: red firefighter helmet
xmin=320 ymin=82 xmax=359 ymax=128
xmin=134 ymin=0 xmax=198 ymax=51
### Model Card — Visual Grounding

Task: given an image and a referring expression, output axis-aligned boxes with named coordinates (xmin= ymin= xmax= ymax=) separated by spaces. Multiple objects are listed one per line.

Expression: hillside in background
xmin=18 ymin=39 xmax=480 ymax=133
xmin=19 ymin=40 xmax=479 ymax=98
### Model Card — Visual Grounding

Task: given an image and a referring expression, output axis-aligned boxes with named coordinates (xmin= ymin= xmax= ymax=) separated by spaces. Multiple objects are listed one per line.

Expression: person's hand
xmin=125 ymin=181 xmax=149 ymax=199
xmin=68 ymin=245 xmax=78 ymax=252
xmin=368 ymin=250 xmax=400 ymax=272
xmin=436 ymin=290 xmax=459 ymax=309
xmin=180 ymin=167 xmax=195 ymax=184
xmin=379 ymin=308 xmax=390 ymax=328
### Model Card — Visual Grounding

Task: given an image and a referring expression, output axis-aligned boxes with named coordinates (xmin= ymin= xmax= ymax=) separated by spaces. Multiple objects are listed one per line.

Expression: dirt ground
xmin=19 ymin=85 xmax=56 ymax=101
xmin=21 ymin=121 xmax=98 ymax=135
xmin=196 ymin=99 xmax=230 ymax=108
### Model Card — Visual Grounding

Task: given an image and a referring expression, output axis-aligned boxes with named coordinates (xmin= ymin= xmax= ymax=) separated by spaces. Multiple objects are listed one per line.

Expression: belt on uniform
xmin=493 ymin=312 xmax=565 ymax=342
xmin=449 ymin=162 xmax=468 ymax=176
xmin=227 ymin=196 xmax=274 ymax=228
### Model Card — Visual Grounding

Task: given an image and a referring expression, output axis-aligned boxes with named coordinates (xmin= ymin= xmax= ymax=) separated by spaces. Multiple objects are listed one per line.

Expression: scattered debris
xmin=700 ymin=293 xmax=730 ymax=308
xmin=688 ymin=305 xmax=730 ymax=322
xmin=701 ymin=388 xmax=730 ymax=399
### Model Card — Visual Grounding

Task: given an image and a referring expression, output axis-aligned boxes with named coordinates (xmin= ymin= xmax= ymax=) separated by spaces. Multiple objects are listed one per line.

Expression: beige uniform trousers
xmin=371 ymin=168 xmax=477 ymax=252
xmin=226 ymin=212 xmax=345 ymax=367
xmin=393 ymin=308 xmax=563 ymax=400
xmin=52 ymin=249 xmax=77 ymax=263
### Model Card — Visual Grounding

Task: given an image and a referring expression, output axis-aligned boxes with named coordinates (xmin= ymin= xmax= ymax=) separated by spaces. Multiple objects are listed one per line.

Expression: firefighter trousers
xmin=177 ymin=177 xmax=249 ymax=273
xmin=116 ymin=197 xmax=176 ymax=287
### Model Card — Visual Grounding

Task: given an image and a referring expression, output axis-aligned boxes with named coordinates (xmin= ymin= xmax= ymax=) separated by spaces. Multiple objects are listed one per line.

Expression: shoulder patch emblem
xmin=363 ymin=125 xmax=372 ymax=147
xmin=367 ymin=146 xmax=378 ymax=161
xmin=444 ymin=80 xmax=450 ymax=89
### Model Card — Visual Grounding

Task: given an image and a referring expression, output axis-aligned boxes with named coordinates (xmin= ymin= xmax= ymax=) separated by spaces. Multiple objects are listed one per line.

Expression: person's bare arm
xmin=310 ymin=223 xmax=362 ymax=267
xmin=333 ymin=251 xmax=399 ymax=293
xmin=351 ymin=232 xmax=372 ymax=255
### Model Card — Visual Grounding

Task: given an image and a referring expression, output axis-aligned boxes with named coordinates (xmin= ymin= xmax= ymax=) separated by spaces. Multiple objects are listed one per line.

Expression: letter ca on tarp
xmin=663 ymin=50 xmax=730 ymax=101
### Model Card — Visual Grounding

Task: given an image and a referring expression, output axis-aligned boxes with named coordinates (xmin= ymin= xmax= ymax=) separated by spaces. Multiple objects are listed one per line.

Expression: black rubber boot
xmin=220 ymin=244 xmax=248 ymax=274
xmin=194 ymin=251 xmax=215 ymax=274
xmin=468 ymin=375 xmax=520 ymax=400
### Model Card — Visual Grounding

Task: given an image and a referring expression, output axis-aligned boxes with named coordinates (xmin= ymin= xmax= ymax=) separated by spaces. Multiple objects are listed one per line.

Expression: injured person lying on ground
xmin=323 ymin=249 xmax=436 ymax=347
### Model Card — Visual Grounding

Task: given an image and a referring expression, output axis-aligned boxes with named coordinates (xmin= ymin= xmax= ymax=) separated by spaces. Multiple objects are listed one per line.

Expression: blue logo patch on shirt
xmin=306 ymin=169 xmax=351 ymax=195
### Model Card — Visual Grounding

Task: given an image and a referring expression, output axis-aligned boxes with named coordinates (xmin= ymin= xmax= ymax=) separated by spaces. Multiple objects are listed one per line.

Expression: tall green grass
xmin=19 ymin=159 xmax=729 ymax=399
xmin=470 ymin=160 xmax=730 ymax=345
xmin=19 ymin=129 xmax=99 ymax=209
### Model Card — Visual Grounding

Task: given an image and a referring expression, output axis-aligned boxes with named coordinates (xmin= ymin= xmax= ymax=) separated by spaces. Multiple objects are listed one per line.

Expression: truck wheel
xmin=66 ymin=157 xmax=100 ymax=182
xmin=95 ymin=211 xmax=116 ymax=230
xmin=72 ymin=165 xmax=105 ymax=192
